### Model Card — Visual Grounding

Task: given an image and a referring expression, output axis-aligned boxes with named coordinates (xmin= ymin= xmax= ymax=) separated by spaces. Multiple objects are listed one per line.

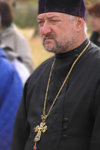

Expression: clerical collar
xmin=55 ymin=38 xmax=89 ymax=59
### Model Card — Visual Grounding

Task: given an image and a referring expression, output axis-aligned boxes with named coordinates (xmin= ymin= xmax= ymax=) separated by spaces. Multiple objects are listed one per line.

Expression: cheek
xmin=39 ymin=28 xmax=43 ymax=37
xmin=91 ymin=19 xmax=100 ymax=27
xmin=91 ymin=20 xmax=97 ymax=29
xmin=63 ymin=25 xmax=75 ymax=36
xmin=96 ymin=20 xmax=100 ymax=28
xmin=92 ymin=22 xmax=99 ymax=30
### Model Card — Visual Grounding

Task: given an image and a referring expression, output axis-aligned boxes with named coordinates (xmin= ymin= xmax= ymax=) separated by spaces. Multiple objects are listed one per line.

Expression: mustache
xmin=42 ymin=33 xmax=56 ymax=43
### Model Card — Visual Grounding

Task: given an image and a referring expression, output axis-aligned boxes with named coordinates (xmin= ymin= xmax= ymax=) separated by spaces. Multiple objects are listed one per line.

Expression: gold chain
xmin=43 ymin=41 xmax=90 ymax=120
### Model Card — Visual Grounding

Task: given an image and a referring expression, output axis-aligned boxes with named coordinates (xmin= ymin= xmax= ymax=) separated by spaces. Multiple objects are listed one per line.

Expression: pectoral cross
xmin=33 ymin=115 xmax=47 ymax=150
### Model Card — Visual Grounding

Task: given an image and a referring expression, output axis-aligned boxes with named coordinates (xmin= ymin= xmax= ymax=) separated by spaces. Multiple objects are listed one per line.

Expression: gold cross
xmin=33 ymin=120 xmax=48 ymax=150
xmin=33 ymin=115 xmax=47 ymax=150
xmin=34 ymin=121 xmax=47 ymax=142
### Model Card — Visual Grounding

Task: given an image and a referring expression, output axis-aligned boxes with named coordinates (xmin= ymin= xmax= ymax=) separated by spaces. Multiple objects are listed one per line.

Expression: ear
xmin=75 ymin=17 xmax=84 ymax=32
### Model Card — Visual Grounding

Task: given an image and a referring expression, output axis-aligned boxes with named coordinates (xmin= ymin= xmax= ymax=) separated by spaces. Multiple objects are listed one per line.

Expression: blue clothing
xmin=0 ymin=48 xmax=23 ymax=150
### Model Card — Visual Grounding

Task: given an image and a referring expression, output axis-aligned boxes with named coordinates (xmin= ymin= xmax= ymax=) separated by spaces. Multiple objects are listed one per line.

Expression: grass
xmin=19 ymin=28 xmax=53 ymax=69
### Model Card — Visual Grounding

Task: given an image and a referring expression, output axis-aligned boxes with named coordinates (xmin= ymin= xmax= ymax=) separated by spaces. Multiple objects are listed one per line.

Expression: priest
xmin=11 ymin=0 xmax=100 ymax=150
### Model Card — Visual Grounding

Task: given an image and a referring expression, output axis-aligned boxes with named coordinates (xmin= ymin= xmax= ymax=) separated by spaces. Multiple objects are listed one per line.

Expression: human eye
xmin=50 ymin=19 xmax=60 ymax=24
xmin=51 ymin=19 xmax=58 ymax=22
xmin=38 ymin=20 xmax=44 ymax=26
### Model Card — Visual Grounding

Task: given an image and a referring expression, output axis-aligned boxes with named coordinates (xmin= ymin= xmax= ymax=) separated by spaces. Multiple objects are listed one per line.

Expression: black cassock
xmin=11 ymin=39 xmax=100 ymax=150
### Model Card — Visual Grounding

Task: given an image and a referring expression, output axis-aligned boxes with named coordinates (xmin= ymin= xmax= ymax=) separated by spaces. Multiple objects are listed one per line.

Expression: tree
xmin=85 ymin=0 xmax=100 ymax=5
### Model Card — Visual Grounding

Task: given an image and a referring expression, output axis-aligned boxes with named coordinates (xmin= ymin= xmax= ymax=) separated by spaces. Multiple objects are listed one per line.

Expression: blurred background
xmin=6 ymin=0 xmax=100 ymax=68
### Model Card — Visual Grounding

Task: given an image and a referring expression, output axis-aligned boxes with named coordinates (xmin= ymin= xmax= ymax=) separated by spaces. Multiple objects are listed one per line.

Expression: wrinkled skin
xmin=90 ymin=14 xmax=100 ymax=33
xmin=37 ymin=12 xmax=86 ymax=53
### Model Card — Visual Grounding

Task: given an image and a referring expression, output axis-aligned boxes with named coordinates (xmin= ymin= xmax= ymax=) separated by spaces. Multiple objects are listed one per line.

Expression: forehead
xmin=37 ymin=12 xmax=67 ymax=19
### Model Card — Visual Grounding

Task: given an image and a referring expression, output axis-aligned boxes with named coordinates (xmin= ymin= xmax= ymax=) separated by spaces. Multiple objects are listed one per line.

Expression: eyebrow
xmin=47 ymin=16 xmax=60 ymax=19
xmin=37 ymin=16 xmax=60 ymax=20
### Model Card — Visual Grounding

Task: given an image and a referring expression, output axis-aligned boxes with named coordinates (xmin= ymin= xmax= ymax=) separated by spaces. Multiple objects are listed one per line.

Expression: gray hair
xmin=69 ymin=15 xmax=87 ymax=33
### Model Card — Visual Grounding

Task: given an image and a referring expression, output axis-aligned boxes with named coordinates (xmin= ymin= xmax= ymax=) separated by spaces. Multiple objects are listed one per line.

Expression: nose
xmin=40 ymin=22 xmax=52 ymax=36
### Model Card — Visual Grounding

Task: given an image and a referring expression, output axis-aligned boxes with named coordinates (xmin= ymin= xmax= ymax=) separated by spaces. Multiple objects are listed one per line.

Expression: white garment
xmin=12 ymin=59 xmax=30 ymax=85
xmin=0 ymin=24 xmax=34 ymax=74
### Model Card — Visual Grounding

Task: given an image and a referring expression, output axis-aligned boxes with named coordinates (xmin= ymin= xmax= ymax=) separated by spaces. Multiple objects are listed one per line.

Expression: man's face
xmin=0 ymin=24 xmax=1 ymax=30
xmin=37 ymin=12 xmax=77 ymax=53
xmin=90 ymin=14 xmax=100 ymax=32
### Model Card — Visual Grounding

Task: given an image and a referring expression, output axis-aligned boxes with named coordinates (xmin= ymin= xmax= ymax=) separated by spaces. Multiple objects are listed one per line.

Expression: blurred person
xmin=87 ymin=2 xmax=100 ymax=47
xmin=0 ymin=0 xmax=34 ymax=74
xmin=2 ymin=46 xmax=30 ymax=85
xmin=0 ymin=47 xmax=23 ymax=150
xmin=11 ymin=0 xmax=100 ymax=150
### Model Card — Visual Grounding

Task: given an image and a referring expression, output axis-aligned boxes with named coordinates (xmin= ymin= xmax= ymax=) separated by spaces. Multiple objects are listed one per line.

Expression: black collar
xmin=55 ymin=38 xmax=89 ymax=59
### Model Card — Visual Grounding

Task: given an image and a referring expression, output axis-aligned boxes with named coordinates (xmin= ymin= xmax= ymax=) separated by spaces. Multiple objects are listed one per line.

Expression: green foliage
xmin=85 ymin=0 xmax=100 ymax=5
xmin=13 ymin=2 xmax=38 ymax=28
